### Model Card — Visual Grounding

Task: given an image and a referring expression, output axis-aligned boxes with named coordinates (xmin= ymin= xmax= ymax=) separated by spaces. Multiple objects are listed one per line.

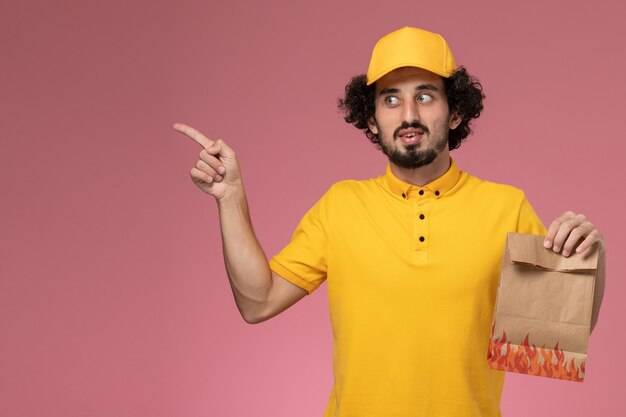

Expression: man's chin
xmin=387 ymin=149 xmax=439 ymax=169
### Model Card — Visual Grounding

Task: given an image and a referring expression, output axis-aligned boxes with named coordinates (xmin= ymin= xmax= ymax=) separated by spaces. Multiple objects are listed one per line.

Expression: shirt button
xmin=419 ymin=214 xmax=425 ymax=220
xmin=419 ymin=236 xmax=425 ymax=242
xmin=402 ymin=193 xmax=407 ymax=199
xmin=435 ymin=190 xmax=440 ymax=196
xmin=418 ymin=190 xmax=424 ymax=195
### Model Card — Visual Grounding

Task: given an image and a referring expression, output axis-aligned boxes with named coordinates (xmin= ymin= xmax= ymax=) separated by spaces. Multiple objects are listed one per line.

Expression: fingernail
xmin=562 ymin=250 xmax=569 ymax=257
xmin=576 ymin=247 xmax=582 ymax=253
xmin=553 ymin=246 xmax=560 ymax=252
xmin=218 ymin=166 xmax=226 ymax=174
xmin=544 ymin=240 xmax=551 ymax=248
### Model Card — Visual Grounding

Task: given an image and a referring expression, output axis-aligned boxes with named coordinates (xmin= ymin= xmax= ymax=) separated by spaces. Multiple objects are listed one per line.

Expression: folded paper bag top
xmin=507 ymin=233 xmax=599 ymax=272
xmin=487 ymin=233 xmax=599 ymax=382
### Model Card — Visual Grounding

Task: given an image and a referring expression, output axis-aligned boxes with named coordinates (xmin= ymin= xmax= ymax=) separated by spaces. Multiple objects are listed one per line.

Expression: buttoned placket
xmin=401 ymin=186 xmax=443 ymax=264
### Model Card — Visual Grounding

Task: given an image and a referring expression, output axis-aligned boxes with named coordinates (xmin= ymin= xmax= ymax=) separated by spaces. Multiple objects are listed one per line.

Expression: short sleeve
xmin=269 ymin=186 xmax=333 ymax=295
xmin=516 ymin=193 xmax=547 ymax=236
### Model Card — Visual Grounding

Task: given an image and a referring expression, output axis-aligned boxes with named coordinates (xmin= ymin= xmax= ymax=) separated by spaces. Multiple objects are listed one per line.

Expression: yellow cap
xmin=366 ymin=26 xmax=457 ymax=85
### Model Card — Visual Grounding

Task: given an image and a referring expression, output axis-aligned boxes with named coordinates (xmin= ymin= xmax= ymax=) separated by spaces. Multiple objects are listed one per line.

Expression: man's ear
xmin=449 ymin=112 xmax=462 ymax=130
xmin=368 ymin=117 xmax=378 ymax=135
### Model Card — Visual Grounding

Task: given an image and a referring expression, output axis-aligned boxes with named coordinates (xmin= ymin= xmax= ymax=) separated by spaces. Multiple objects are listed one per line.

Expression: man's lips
xmin=397 ymin=127 xmax=425 ymax=137
xmin=396 ymin=127 xmax=425 ymax=144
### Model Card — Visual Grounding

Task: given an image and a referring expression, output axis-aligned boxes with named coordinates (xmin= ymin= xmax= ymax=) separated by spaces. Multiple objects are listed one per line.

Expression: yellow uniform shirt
xmin=269 ymin=158 xmax=546 ymax=417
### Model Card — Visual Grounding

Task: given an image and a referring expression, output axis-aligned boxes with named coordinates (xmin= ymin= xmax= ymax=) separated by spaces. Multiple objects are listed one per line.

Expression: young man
xmin=174 ymin=26 xmax=605 ymax=417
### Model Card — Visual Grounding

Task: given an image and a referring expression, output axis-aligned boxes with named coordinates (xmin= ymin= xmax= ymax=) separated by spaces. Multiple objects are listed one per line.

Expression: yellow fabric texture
xmin=269 ymin=158 xmax=547 ymax=417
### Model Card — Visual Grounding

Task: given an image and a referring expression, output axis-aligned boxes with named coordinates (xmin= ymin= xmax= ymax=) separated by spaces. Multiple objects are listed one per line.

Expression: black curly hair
xmin=337 ymin=66 xmax=484 ymax=150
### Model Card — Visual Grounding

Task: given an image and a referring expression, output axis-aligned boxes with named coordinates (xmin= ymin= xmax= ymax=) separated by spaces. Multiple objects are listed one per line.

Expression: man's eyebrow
xmin=378 ymin=87 xmax=400 ymax=96
xmin=415 ymin=84 xmax=439 ymax=92
xmin=377 ymin=84 xmax=440 ymax=96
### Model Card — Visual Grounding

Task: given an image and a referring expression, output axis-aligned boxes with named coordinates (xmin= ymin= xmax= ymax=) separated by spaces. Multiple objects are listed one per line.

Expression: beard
xmin=376 ymin=120 xmax=449 ymax=169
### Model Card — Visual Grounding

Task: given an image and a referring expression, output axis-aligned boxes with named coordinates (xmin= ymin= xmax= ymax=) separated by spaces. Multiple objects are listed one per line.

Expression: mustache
xmin=394 ymin=121 xmax=429 ymax=138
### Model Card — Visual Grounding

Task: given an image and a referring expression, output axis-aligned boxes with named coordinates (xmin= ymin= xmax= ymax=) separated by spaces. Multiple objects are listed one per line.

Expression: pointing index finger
xmin=172 ymin=122 xmax=214 ymax=150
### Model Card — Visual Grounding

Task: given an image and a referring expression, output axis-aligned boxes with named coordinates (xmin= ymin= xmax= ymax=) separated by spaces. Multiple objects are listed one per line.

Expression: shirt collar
xmin=383 ymin=157 xmax=462 ymax=200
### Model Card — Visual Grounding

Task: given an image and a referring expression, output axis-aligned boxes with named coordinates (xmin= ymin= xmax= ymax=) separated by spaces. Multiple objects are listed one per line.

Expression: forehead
xmin=374 ymin=66 xmax=445 ymax=94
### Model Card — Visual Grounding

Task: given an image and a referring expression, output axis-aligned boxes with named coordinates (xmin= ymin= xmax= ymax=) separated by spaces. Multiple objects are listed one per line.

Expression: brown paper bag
xmin=487 ymin=232 xmax=599 ymax=382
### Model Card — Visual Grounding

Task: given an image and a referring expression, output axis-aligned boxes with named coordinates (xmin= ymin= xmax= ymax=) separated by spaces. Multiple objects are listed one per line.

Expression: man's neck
xmin=389 ymin=151 xmax=451 ymax=186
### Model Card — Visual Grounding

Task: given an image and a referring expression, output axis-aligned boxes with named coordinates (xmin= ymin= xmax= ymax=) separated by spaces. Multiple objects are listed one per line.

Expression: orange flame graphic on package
xmin=487 ymin=322 xmax=585 ymax=382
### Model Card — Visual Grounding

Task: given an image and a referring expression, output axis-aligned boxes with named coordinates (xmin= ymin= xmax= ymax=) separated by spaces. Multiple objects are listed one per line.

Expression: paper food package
xmin=487 ymin=233 xmax=599 ymax=382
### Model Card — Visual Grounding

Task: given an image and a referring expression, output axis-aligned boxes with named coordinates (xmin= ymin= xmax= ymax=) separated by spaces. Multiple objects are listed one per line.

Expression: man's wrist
xmin=216 ymin=183 xmax=246 ymax=209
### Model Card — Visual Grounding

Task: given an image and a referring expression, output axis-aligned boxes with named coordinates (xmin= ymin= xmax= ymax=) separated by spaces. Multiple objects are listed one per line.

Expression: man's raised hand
xmin=173 ymin=122 xmax=242 ymax=202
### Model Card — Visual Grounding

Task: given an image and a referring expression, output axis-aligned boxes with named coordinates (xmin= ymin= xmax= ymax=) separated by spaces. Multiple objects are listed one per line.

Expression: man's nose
xmin=402 ymin=100 xmax=420 ymax=123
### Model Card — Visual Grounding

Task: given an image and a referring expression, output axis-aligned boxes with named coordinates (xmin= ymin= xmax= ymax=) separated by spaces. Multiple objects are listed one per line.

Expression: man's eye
xmin=417 ymin=94 xmax=433 ymax=103
xmin=385 ymin=96 xmax=399 ymax=105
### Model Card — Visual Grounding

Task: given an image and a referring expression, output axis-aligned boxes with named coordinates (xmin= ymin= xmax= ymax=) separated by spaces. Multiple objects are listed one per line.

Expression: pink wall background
xmin=2 ymin=0 xmax=624 ymax=416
